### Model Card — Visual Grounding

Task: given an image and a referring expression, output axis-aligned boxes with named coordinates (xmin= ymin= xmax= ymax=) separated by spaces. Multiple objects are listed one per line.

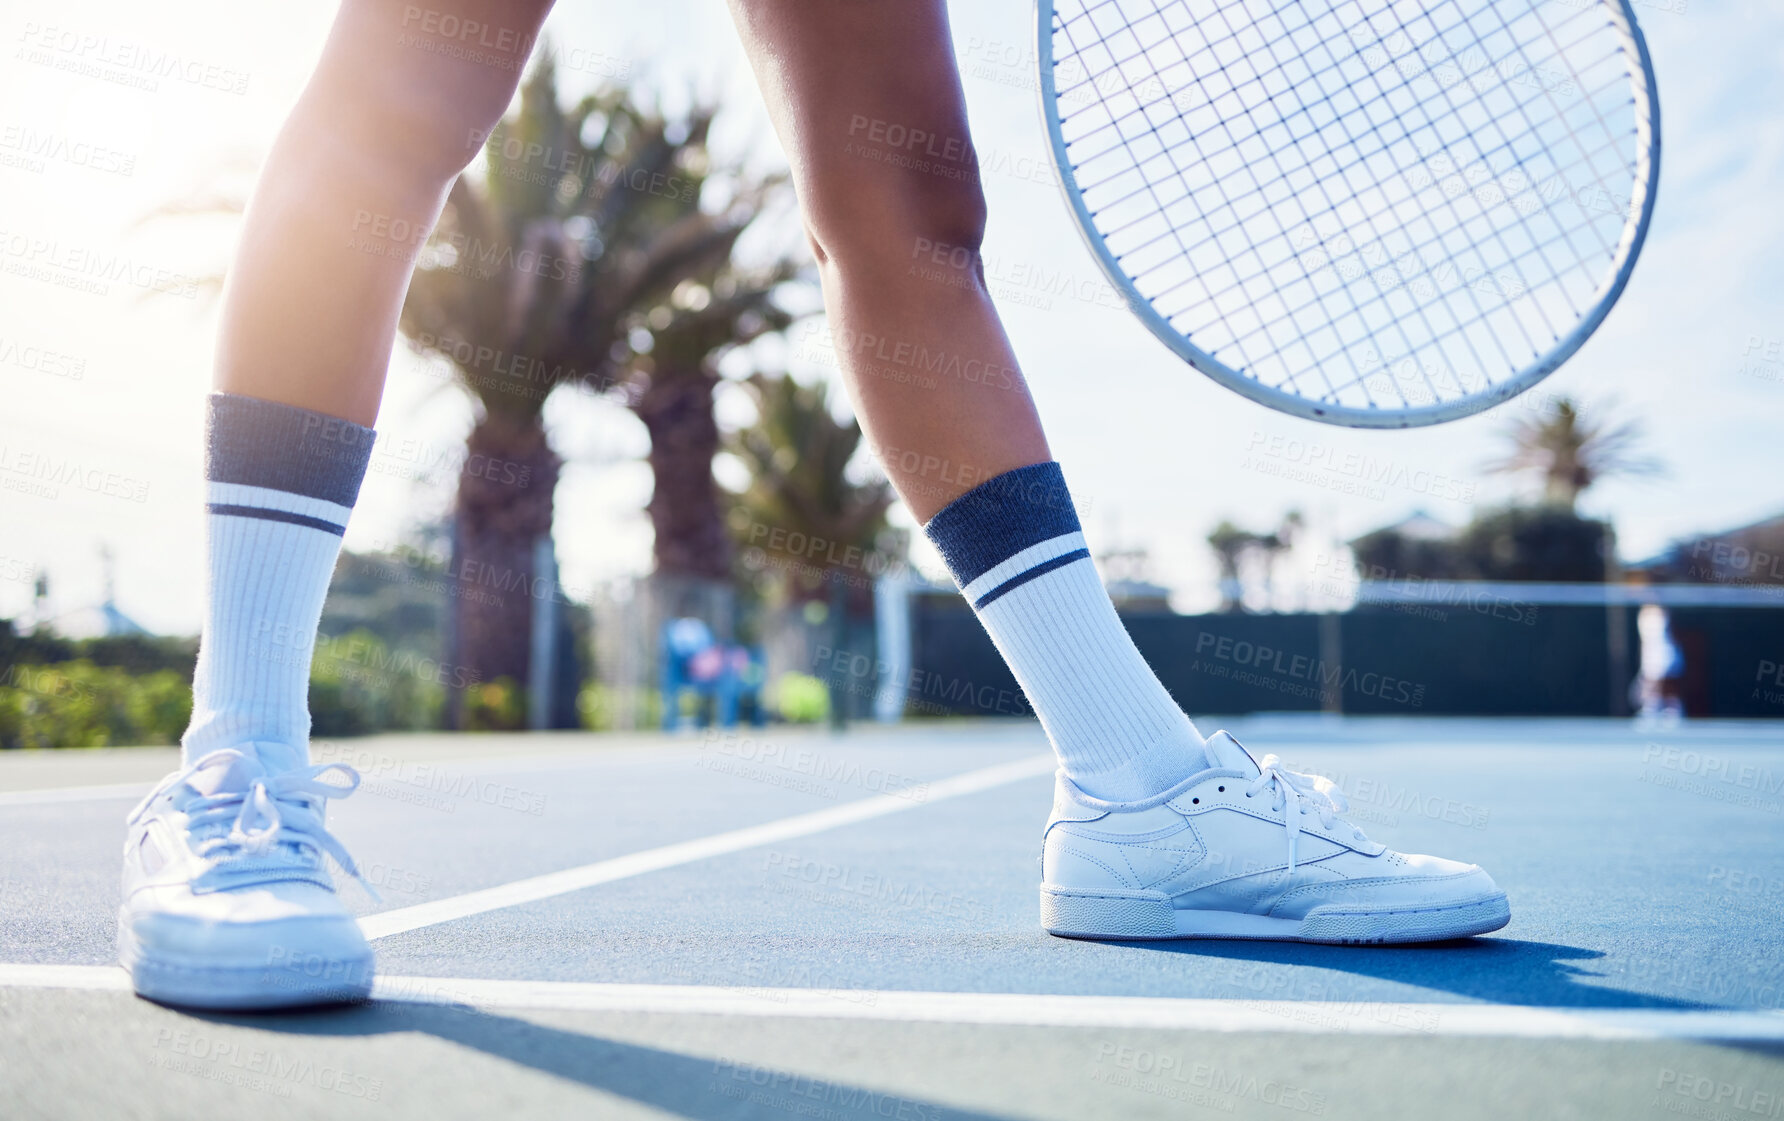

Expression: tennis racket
xmin=1036 ymin=0 xmax=1660 ymax=427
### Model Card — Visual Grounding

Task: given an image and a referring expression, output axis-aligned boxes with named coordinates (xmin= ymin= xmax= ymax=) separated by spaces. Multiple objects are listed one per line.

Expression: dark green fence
xmin=906 ymin=595 xmax=1783 ymax=719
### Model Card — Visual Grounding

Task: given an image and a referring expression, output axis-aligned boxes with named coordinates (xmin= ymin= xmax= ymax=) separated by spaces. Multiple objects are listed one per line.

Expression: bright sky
xmin=2 ymin=0 xmax=1780 ymax=635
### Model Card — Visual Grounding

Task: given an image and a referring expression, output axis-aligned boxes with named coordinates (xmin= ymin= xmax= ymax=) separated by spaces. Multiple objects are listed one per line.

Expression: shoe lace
xmin=1243 ymin=754 xmax=1368 ymax=875
xmin=128 ymin=749 xmax=378 ymax=899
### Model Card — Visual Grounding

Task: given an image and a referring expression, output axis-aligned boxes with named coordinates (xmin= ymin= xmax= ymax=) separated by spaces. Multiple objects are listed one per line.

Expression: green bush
xmin=77 ymin=634 xmax=198 ymax=678
xmin=463 ymin=677 xmax=525 ymax=732
xmin=1351 ymin=506 xmax=1612 ymax=583
xmin=0 ymin=628 xmax=455 ymax=748
xmin=0 ymin=661 xmax=191 ymax=749
xmin=308 ymin=629 xmax=445 ymax=736
xmin=773 ymin=671 xmax=829 ymax=724
xmin=576 ymin=683 xmax=663 ymax=731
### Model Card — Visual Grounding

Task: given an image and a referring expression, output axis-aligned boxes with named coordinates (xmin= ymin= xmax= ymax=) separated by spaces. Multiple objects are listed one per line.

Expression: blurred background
xmin=2 ymin=0 xmax=1781 ymax=748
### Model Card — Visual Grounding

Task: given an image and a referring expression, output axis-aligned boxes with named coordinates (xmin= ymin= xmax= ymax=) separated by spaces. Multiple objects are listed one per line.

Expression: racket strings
xmin=1129 ymin=0 xmax=1515 ymax=403
xmin=1081 ymin=46 xmax=1627 ymax=258
xmin=1445 ymin=0 xmax=1614 ymax=320
xmin=1048 ymin=0 xmax=1645 ymax=411
xmin=1181 ymin=0 xmax=1414 ymax=402
xmin=1062 ymin=0 xmax=1601 ymax=195
xmin=1252 ymin=0 xmax=1590 ymax=392
xmin=1238 ymin=0 xmax=1593 ymax=388
xmin=1059 ymin=0 xmax=1363 ymax=401
xmin=1208 ymin=8 xmax=1502 ymax=404
xmin=1095 ymin=69 xmax=1634 ymax=400
xmin=1055 ymin=4 xmax=1224 ymax=385
xmin=1079 ymin=21 xmax=1632 ymax=315
xmin=1098 ymin=0 xmax=1634 ymax=398
xmin=1150 ymin=0 xmax=1537 ymax=400
xmin=1145 ymin=119 xmax=1630 ymax=333
xmin=1237 ymin=203 xmax=1620 ymax=385
xmin=1321 ymin=0 xmax=1634 ymax=399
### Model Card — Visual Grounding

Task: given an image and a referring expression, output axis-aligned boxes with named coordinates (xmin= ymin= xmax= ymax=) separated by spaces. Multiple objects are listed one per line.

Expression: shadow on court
xmin=1112 ymin=936 xmax=1714 ymax=1010
xmin=185 ymin=1001 xmax=1020 ymax=1121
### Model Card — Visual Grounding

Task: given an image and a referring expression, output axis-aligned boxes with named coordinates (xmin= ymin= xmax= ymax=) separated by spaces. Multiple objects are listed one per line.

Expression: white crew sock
xmin=182 ymin=393 xmax=374 ymax=773
xmin=923 ymin=462 xmax=1208 ymax=802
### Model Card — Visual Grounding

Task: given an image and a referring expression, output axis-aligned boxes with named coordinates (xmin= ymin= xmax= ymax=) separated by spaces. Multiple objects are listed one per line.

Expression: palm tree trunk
xmin=636 ymin=367 xmax=732 ymax=583
xmin=636 ymin=367 xmax=736 ymax=706
xmin=446 ymin=409 xmax=561 ymax=729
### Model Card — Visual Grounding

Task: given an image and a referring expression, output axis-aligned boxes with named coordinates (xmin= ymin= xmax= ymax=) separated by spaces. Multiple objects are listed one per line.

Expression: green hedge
xmin=308 ymin=629 xmax=446 ymax=736
xmin=0 ymin=661 xmax=192 ymax=749
xmin=773 ymin=672 xmax=829 ymax=724
xmin=1 ymin=629 xmax=451 ymax=748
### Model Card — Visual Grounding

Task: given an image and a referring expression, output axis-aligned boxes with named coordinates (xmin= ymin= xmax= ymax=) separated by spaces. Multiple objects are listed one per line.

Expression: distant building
xmin=1096 ymin=545 xmax=1176 ymax=613
xmin=1347 ymin=509 xmax=1464 ymax=583
xmin=1630 ymin=512 xmax=1784 ymax=586
xmin=47 ymin=600 xmax=150 ymax=639
xmin=1367 ymin=509 xmax=1458 ymax=544
xmin=41 ymin=547 xmax=152 ymax=638
xmin=1105 ymin=578 xmax=1173 ymax=614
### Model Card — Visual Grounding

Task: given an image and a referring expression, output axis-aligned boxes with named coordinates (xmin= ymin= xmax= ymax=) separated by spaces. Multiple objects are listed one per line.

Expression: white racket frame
xmin=1034 ymin=0 xmax=1662 ymax=428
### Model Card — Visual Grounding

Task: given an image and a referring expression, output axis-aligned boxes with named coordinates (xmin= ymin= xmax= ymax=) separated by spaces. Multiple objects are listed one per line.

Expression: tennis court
xmin=4 ymin=715 xmax=1781 ymax=1119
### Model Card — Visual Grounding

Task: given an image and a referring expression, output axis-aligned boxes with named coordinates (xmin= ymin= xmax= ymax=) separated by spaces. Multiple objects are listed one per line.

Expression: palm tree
xmin=726 ymin=373 xmax=899 ymax=592
xmin=725 ymin=373 xmax=901 ymax=724
xmin=631 ymin=269 xmax=801 ymax=636
xmin=1483 ymin=396 xmax=1662 ymax=511
xmin=1254 ymin=510 xmax=1303 ymax=610
xmin=397 ymin=54 xmax=802 ymax=722
xmin=1207 ymin=520 xmax=1269 ymax=613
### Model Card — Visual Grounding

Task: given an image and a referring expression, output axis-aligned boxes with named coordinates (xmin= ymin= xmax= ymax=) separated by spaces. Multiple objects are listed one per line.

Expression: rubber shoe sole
xmin=1041 ymin=887 xmax=1510 ymax=944
xmin=118 ymin=908 xmax=374 ymax=1010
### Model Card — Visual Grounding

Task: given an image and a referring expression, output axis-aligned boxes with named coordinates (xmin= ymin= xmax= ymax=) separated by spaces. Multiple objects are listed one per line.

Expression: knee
xmin=328 ymin=71 xmax=517 ymax=186
xmin=801 ymin=161 xmax=989 ymax=279
xmin=299 ymin=30 xmax=525 ymax=187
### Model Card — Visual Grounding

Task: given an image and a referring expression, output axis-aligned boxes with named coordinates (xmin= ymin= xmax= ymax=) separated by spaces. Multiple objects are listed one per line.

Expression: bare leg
xmin=726 ymin=0 xmax=1049 ymax=521
xmin=215 ymin=0 xmax=554 ymax=425
xmin=729 ymin=0 xmax=1218 ymax=809
xmin=124 ymin=1 xmax=562 ymax=1013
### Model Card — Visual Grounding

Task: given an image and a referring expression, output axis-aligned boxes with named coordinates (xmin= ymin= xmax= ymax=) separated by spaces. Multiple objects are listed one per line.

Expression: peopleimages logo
xmin=1193 ymin=632 xmax=1426 ymax=707
xmin=762 ymin=851 xmax=993 ymax=925
xmin=1274 ymin=762 xmax=1491 ymax=829
xmin=0 ymin=336 xmax=85 ymax=379
xmin=846 ymin=115 xmax=972 ymax=163
xmin=1092 ymin=1043 xmax=1328 ymax=1114
xmin=399 ymin=6 xmax=533 ymax=55
xmin=0 ymin=229 xmax=199 ymax=298
xmin=14 ymin=22 xmax=250 ymax=95
xmin=696 ymin=730 xmax=929 ymax=802
xmin=1244 ymin=431 xmax=1477 ymax=504
xmin=0 ymin=125 xmax=136 ymax=175
xmin=1655 ymin=1068 xmax=1784 ymax=1118
xmin=149 ymin=1026 xmax=383 ymax=1101
xmin=1641 ymin=745 xmax=1784 ymax=797
xmin=710 ymin=1059 xmax=935 ymax=1118
xmin=0 ymin=442 xmax=151 ymax=503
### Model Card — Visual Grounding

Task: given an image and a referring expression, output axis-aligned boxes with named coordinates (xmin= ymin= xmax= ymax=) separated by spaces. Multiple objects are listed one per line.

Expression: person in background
xmin=1634 ymin=603 xmax=1686 ymax=725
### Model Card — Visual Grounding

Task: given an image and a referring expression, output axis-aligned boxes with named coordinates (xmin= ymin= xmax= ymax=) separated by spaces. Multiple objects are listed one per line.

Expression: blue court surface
xmin=3 ymin=715 xmax=1782 ymax=1119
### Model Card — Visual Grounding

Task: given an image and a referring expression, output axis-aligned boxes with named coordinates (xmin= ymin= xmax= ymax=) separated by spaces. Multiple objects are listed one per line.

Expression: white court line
xmin=4 ymin=964 xmax=1781 ymax=1041
xmin=0 ymin=747 xmax=670 ymax=807
xmin=0 ymin=736 xmax=1049 ymax=807
xmin=0 ymin=750 xmax=622 ymax=806
xmin=0 ymin=782 xmax=154 ymax=807
xmin=358 ymin=753 xmax=1057 ymax=940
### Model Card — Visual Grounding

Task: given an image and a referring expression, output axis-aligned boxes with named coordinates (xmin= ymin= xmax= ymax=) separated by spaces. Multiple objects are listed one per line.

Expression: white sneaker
xmin=1041 ymin=731 xmax=1510 ymax=943
xmin=119 ymin=747 xmax=376 ymax=1008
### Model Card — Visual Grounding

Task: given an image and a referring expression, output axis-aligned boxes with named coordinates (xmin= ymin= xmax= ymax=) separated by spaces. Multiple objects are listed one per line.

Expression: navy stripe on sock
xmin=922 ymin=462 xmax=1082 ymax=587
xmin=207 ymin=393 xmax=374 ymax=508
xmin=972 ymin=548 xmax=1090 ymax=609
xmin=207 ymin=503 xmax=346 ymax=536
